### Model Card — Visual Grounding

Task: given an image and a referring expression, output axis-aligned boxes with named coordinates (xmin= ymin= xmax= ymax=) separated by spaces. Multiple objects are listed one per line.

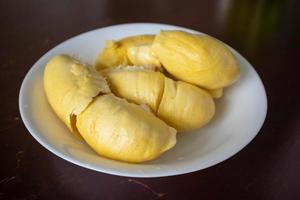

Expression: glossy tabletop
xmin=1 ymin=0 xmax=300 ymax=199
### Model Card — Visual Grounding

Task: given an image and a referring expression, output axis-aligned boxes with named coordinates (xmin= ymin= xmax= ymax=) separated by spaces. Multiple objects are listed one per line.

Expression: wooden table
xmin=1 ymin=0 xmax=300 ymax=199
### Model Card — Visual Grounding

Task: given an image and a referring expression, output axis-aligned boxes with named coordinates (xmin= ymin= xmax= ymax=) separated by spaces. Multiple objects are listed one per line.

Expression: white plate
xmin=19 ymin=23 xmax=267 ymax=177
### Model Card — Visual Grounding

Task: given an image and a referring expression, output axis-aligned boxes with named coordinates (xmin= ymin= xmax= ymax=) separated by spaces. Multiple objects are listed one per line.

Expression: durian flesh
xmin=158 ymin=77 xmax=215 ymax=131
xmin=44 ymin=55 xmax=176 ymax=163
xmin=105 ymin=67 xmax=215 ymax=131
xmin=44 ymin=55 xmax=110 ymax=133
xmin=95 ymin=35 xmax=155 ymax=70
xmin=152 ymin=30 xmax=240 ymax=90
xmin=104 ymin=68 xmax=165 ymax=112
xmin=207 ymin=88 xmax=224 ymax=99
xmin=76 ymin=94 xmax=176 ymax=163
xmin=127 ymin=44 xmax=162 ymax=71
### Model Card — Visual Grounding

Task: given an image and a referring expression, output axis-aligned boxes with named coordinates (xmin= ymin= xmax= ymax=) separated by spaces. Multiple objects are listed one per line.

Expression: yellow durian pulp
xmin=95 ymin=35 xmax=155 ymax=70
xmin=207 ymin=88 xmax=224 ymax=99
xmin=105 ymin=67 xmax=215 ymax=131
xmin=127 ymin=44 xmax=162 ymax=71
xmin=76 ymin=94 xmax=176 ymax=163
xmin=152 ymin=30 xmax=240 ymax=90
xmin=104 ymin=67 xmax=164 ymax=112
xmin=158 ymin=78 xmax=215 ymax=131
xmin=44 ymin=55 xmax=176 ymax=163
xmin=44 ymin=55 xmax=110 ymax=133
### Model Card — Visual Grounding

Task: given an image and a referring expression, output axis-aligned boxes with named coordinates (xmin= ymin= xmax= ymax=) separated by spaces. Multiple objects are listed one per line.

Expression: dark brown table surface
xmin=1 ymin=0 xmax=300 ymax=199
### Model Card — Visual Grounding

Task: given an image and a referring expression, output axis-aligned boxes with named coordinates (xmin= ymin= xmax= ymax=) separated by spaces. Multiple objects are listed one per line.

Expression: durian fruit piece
xmin=95 ymin=35 xmax=154 ymax=70
xmin=157 ymin=77 xmax=215 ymax=131
xmin=103 ymin=67 xmax=165 ymax=112
xmin=152 ymin=30 xmax=240 ymax=90
xmin=207 ymin=88 xmax=224 ymax=99
xmin=127 ymin=44 xmax=162 ymax=71
xmin=44 ymin=55 xmax=176 ymax=163
xmin=105 ymin=67 xmax=215 ymax=131
xmin=76 ymin=94 xmax=176 ymax=163
xmin=44 ymin=55 xmax=110 ymax=133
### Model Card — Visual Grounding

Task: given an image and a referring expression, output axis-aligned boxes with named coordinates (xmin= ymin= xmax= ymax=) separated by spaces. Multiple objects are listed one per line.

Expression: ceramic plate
xmin=19 ymin=23 xmax=267 ymax=177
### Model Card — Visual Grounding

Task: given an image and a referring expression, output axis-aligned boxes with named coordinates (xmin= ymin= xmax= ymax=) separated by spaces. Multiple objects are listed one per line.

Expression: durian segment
xmin=157 ymin=78 xmax=215 ymax=131
xmin=44 ymin=56 xmax=176 ymax=163
xmin=96 ymin=35 xmax=155 ymax=70
xmin=105 ymin=68 xmax=215 ymax=132
xmin=207 ymin=88 xmax=224 ymax=99
xmin=152 ymin=30 xmax=240 ymax=90
xmin=105 ymin=68 xmax=164 ymax=112
xmin=127 ymin=44 xmax=162 ymax=71
xmin=44 ymin=55 xmax=110 ymax=132
xmin=76 ymin=94 xmax=176 ymax=163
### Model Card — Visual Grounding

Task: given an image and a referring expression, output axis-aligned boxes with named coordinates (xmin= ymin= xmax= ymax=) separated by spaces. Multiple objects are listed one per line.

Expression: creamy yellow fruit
xmin=158 ymin=78 xmax=215 ymax=131
xmin=152 ymin=30 xmax=240 ymax=90
xmin=207 ymin=88 xmax=223 ymax=98
xmin=105 ymin=67 xmax=215 ymax=131
xmin=44 ymin=55 xmax=110 ymax=133
xmin=44 ymin=55 xmax=176 ymax=163
xmin=104 ymin=68 xmax=164 ymax=111
xmin=127 ymin=44 xmax=162 ymax=71
xmin=76 ymin=94 xmax=176 ymax=163
xmin=96 ymin=35 xmax=154 ymax=70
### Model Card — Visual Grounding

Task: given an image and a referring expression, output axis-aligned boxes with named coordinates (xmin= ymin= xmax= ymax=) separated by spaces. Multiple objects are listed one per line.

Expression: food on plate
xmin=44 ymin=55 xmax=176 ymax=163
xmin=207 ymin=88 xmax=224 ymax=99
xmin=76 ymin=94 xmax=176 ymax=163
xmin=158 ymin=76 xmax=215 ymax=131
xmin=151 ymin=30 xmax=240 ymax=89
xmin=44 ymin=55 xmax=110 ymax=135
xmin=43 ymin=29 xmax=241 ymax=163
xmin=127 ymin=44 xmax=162 ymax=70
xmin=96 ymin=35 xmax=155 ymax=70
xmin=104 ymin=67 xmax=215 ymax=131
